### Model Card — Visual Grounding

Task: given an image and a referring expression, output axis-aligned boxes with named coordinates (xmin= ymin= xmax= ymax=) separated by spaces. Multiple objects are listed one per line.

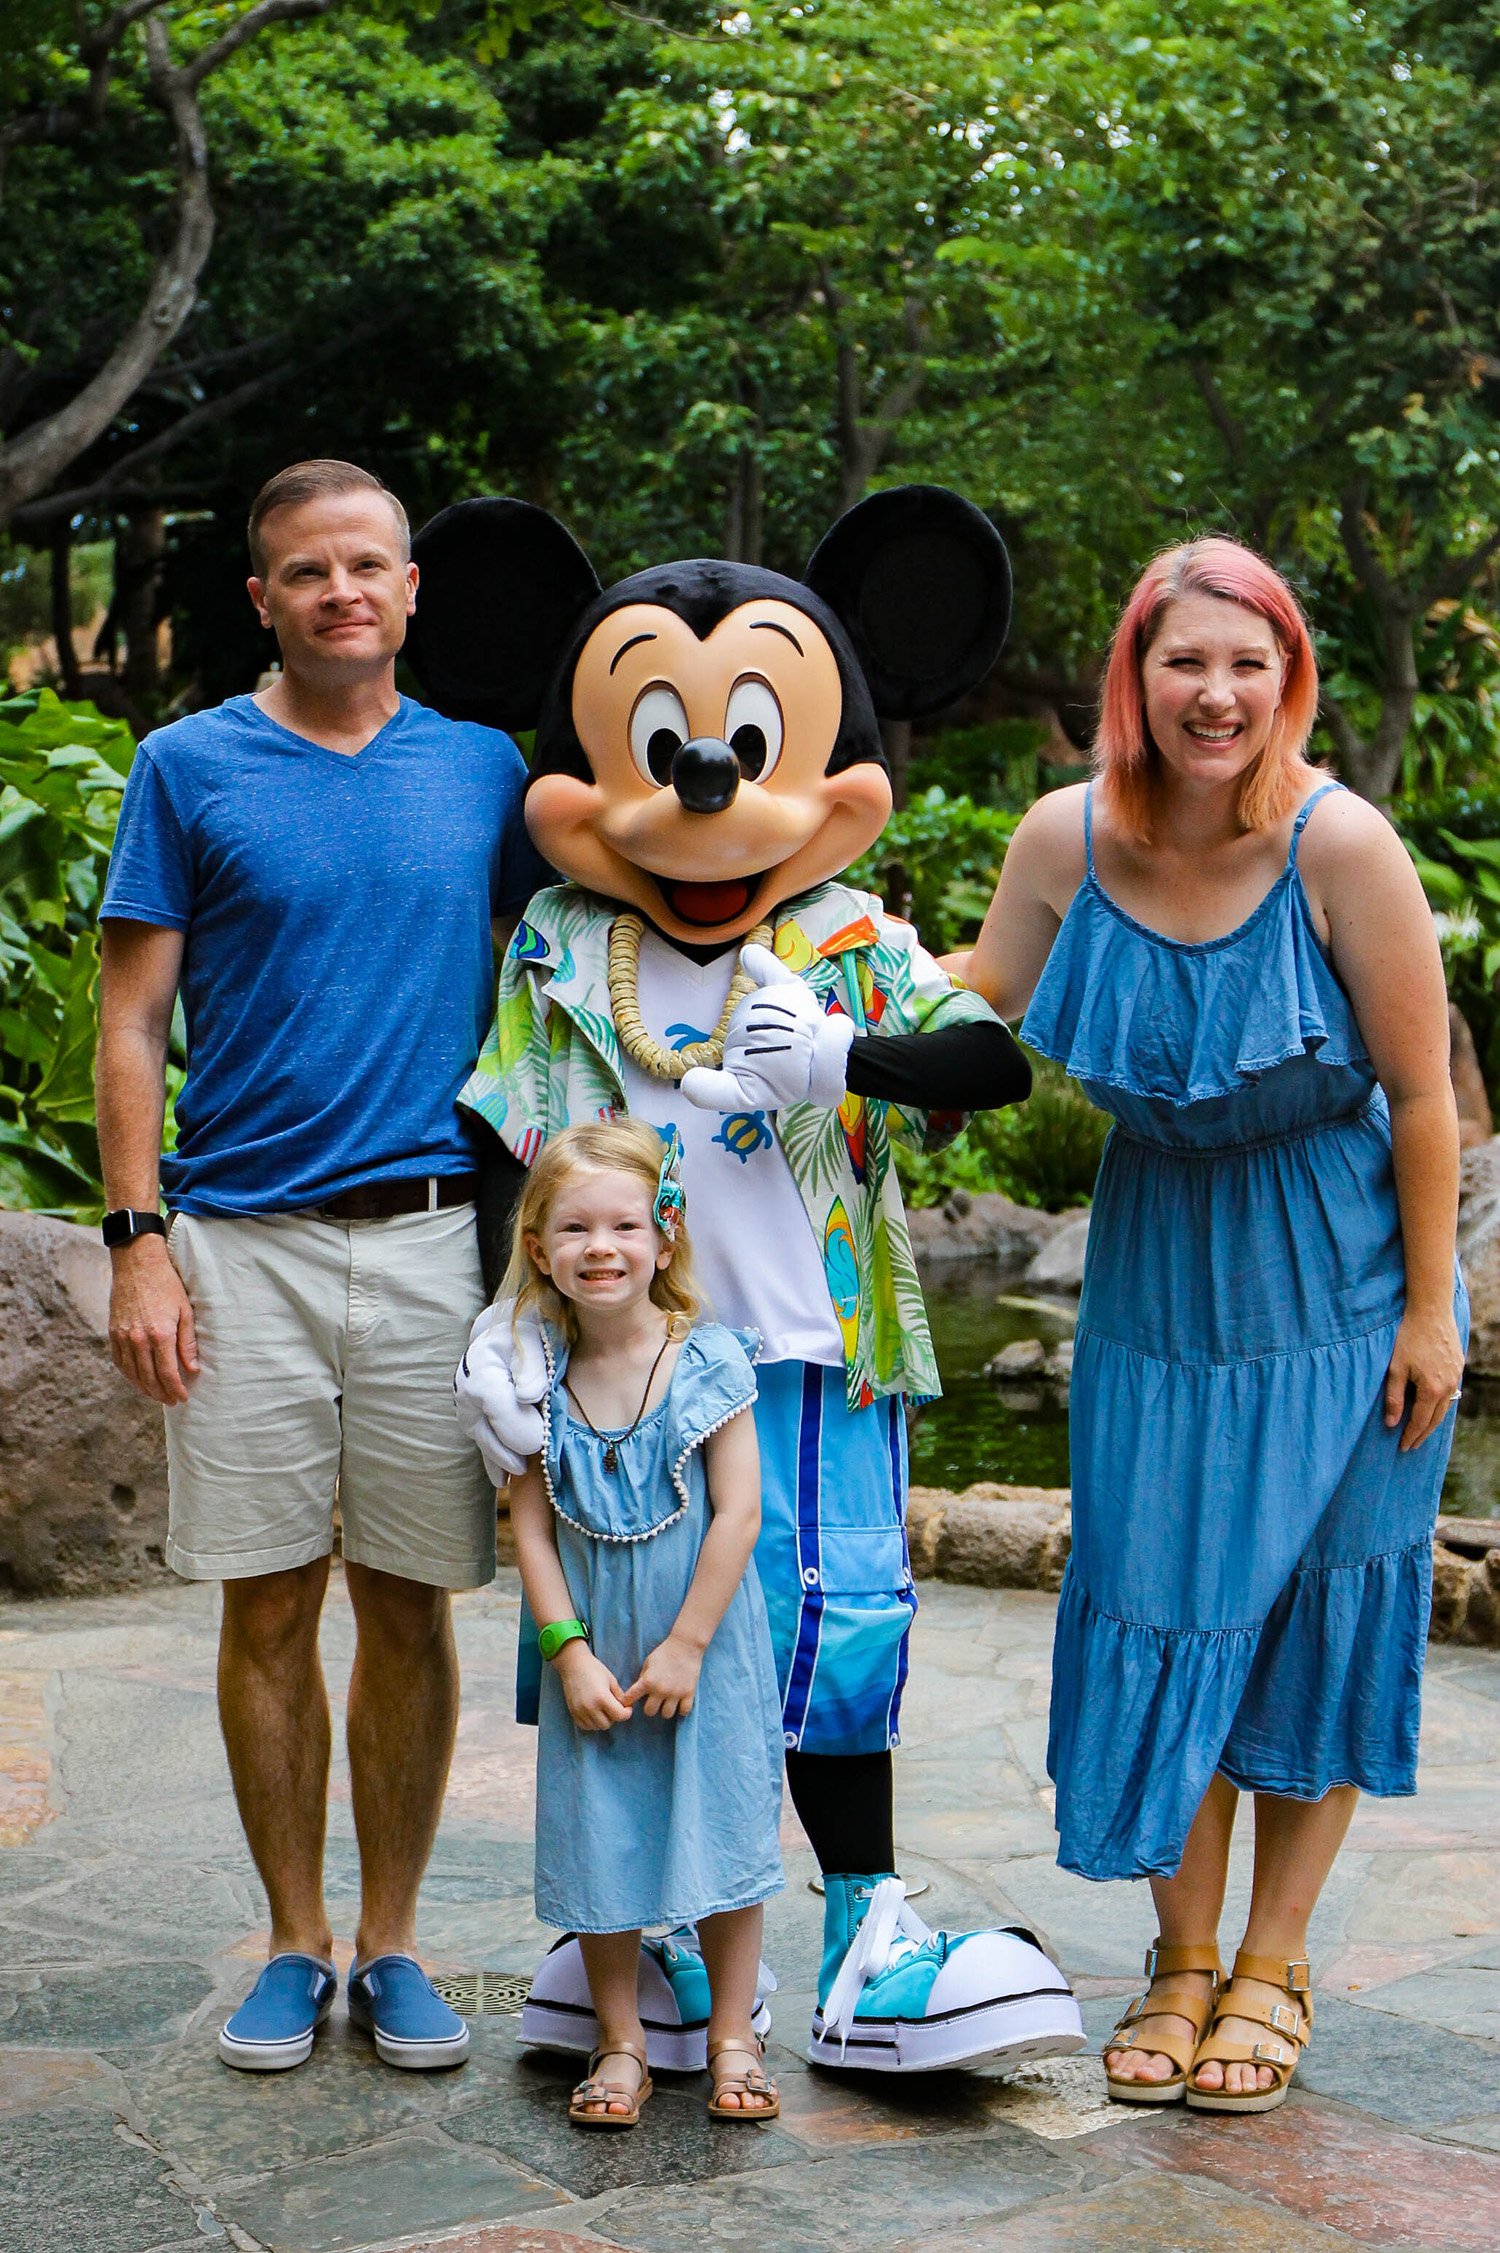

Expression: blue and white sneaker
xmin=218 ymin=1953 xmax=337 ymax=2072
xmin=347 ymin=1954 xmax=470 ymax=2070
xmin=521 ymin=1928 xmax=775 ymax=2072
xmin=808 ymin=1875 xmax=1086 ymax=2074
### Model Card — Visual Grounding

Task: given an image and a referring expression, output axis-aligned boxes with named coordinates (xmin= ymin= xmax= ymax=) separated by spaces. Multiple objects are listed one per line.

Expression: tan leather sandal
xmin=1104 ymin=1941 xmax=1222 ymax=2107
xmin=568 ymin=2040 xmax=653 ymax=2129
xmin=707 ymin=2035 xmax=780 ymax=2122
xmin=1186 ymin=1949 xmax=1313 ymax=2114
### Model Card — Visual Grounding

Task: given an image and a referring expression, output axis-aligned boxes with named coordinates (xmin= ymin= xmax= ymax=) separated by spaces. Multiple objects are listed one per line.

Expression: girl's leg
xmin=1193 ymin=1785 xmax=1357 ymax=2097
xmin=1106 ymin=1772 xmax=1237 ymax=2085
xmin=698 ymin=1903 xmax=776 ymax=2113
xmin=576 ymin=1929 xmax=647 ymax=2117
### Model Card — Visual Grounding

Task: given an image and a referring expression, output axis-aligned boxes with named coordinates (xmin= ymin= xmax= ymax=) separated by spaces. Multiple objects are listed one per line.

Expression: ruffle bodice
xmin=1021 ymin=782 xmax=1376 ymax=1149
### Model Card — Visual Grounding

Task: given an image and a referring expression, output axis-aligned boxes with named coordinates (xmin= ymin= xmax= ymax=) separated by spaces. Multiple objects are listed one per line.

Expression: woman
xmin=951 ymin=538 xmax=1466 ymax=2112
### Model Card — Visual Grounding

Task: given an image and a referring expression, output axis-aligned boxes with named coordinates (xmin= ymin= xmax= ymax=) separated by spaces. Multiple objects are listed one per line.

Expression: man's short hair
xmin=247 ymin=460 xmax=411 ymax=578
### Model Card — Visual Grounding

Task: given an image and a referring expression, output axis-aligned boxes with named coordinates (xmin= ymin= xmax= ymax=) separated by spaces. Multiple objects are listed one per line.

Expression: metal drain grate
xmin=430 ymin=1973 xmax=531 ymax=2018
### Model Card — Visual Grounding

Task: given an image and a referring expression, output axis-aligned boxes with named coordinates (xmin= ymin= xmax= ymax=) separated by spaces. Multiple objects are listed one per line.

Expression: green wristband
xmin=538 ymin=1617 xmax=589 ymax=1663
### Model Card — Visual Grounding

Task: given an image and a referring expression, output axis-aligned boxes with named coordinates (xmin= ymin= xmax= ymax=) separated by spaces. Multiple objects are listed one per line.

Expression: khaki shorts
xmin=164 ymin=1207 xmax=495 ymax=1588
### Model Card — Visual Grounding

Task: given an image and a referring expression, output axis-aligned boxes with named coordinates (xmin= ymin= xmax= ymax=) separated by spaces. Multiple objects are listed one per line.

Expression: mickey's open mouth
xmin=655 ymin=873 xmax=769 ymax=928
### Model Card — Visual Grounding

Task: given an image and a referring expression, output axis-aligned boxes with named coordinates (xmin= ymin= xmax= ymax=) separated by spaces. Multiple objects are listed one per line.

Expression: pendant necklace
xmin=565 ymin=1333 xmax=674 ymax=1474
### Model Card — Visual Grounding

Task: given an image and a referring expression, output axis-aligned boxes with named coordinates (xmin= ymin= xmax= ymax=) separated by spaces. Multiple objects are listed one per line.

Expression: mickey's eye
xmin=724 ymin=676 xmax=783 ymax=782
xmin=629 ymin=684 xmax=689 ymax=786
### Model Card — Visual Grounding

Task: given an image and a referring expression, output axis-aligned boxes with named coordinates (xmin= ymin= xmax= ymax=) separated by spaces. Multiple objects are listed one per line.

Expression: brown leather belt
xmin=302 ymin=1174 xmax=479 ymax=1222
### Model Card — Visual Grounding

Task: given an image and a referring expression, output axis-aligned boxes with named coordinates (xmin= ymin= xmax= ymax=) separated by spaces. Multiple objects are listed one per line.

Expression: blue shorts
xmin=753 ymin=1361 xmax=918 ymax=1756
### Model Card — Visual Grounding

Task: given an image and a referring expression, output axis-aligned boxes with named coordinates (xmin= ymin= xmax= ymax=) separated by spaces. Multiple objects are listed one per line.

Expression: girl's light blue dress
xmin=1022 ymin=782 xmax=1468 ymax=1883
xmin=532 ymin=1321 xmax=786 ymax=1934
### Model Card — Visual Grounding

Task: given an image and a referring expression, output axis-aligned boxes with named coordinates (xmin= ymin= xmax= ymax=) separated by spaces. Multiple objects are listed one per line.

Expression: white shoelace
xmin=821 ymin=1877 xmax=936 ymax=2054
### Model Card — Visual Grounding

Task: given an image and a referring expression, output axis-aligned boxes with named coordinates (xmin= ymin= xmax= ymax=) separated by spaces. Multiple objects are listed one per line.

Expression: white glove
xmin=681 ymin=942 xmax=855 ymax=1113
xmin=453 ymin=1299 xmax=548 ymax=1484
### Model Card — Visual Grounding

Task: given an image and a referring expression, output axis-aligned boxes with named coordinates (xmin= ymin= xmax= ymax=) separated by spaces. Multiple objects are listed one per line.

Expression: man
xmin=96 ymin=459 xmax=545 ymax=2073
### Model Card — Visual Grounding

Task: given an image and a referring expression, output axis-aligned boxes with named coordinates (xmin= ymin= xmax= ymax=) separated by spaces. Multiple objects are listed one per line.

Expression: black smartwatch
xmin=101 ymin=1209 xmax=168 ymax=1248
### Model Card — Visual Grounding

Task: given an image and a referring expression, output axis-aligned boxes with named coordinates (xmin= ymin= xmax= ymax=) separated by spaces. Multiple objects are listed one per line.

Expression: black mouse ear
xmin=406 ymin=497 xmax=600 ymax=731
xmin=804 ymin=485 xmax=1012 ymax=720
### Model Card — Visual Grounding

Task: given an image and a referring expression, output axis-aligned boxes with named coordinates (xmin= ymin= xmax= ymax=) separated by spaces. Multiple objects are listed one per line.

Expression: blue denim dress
xmin=1022 ymin=783 xmax=1467 ymax=1882
xmin=532 ymin=1322 xmax=786 ymax=1934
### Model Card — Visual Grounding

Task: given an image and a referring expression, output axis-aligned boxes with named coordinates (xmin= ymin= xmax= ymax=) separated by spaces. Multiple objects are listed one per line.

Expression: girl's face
xmin=1142 ymin=593 xmax=1286 ymax=793
xmin=526 ymin=1167 xmax=671 ymax=1316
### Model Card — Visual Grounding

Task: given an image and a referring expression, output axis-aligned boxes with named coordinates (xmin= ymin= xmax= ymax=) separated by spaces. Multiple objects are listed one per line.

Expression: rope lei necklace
xmin=607 ymin=911 xmax=774 ymax=1083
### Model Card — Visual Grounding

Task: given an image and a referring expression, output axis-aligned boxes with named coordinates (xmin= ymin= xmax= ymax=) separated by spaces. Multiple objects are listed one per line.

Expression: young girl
xmin=504 ymin=1119 xmax=785 ymax=2129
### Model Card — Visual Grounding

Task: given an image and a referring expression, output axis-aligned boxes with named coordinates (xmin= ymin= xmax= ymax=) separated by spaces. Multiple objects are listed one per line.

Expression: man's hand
xmin=454 ymin=1299 xmax=548 ymax=1483
xmin=108 ymin=1237 xmax=199 ymax=1405
xmin=680 ymin=943 xmax=854 ymax=1113
xmin=625 ymin=1634 xmax=704 ymax=1719
xmin=555 ymin=1641 xmax=634 ymax=1731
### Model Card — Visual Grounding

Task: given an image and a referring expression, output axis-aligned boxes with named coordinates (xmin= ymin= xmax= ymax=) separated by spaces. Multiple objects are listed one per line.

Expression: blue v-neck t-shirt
xmin=100 ymin=694 xmax=546 ymax=1214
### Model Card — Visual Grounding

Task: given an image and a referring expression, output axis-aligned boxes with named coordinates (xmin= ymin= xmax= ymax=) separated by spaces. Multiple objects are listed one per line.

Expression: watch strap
xmin=538 ymin=1617 xmax=589 ymax=1662
xmin=101 ymin=1208 xmax=167 ymax=1248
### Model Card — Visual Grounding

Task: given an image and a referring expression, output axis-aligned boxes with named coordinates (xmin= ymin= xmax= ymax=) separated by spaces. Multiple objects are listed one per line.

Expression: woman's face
xmin=1141 ymin=592 xmax=1286 ymax=793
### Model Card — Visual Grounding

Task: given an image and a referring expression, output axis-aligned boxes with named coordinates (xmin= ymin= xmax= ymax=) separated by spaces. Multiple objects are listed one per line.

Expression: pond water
xmin=913 ymin=1269 xmax=1500 ymax=1519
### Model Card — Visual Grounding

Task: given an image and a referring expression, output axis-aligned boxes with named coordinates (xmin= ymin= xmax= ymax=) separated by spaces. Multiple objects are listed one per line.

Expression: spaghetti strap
xmin=1083 ymin=780 xmax=1097 ymax=878
xmin=1287 ymin=780 xmax=1342 ymax=868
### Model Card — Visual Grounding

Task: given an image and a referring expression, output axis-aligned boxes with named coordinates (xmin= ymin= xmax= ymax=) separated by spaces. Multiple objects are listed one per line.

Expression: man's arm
xmin=96 ymin=920 xmax=199 ymax=1404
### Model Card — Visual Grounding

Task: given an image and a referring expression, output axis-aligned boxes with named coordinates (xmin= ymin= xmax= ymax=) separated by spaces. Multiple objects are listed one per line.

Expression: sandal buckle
xmin=1143 ymin=1942 xmax=1160 ymax=1978
xmin=1252 ymin=2041 xmax=1288 ymax=2065
xmin=1268 ymin=2001 xmax=1298 ymax=2035
xmin=1286 ymin=1959 xmax=1310 ymax=1989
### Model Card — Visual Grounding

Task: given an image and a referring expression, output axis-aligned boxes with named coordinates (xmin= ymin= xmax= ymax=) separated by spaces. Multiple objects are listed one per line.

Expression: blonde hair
xmin=1094 ymin=536 xmax=1319 ymax=844
xmin=498 ymin=1120 xmax=702 ymax=1343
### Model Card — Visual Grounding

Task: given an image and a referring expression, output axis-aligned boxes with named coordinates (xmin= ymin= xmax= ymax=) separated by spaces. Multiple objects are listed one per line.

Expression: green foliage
xmin=1398 ymin=787 xmax=1500 ymax=1092
xmin=0 ymin=690 xmax=133 ymax=1213
xmin=897 ymin=1053 xmax=1111 ymax=1213
xmin=848 ymin=788 xmax=1018 ymax=957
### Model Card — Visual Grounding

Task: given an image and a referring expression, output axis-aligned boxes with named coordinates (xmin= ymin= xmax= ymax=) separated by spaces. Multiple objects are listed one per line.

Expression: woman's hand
xmin=625 ymin=1634 xmax=703 ymax=1719
xmin=1384 ymin=1304 xmax=1465 ymax=1451
xmin=555 ymin=1642 xmax=633 ymax=1731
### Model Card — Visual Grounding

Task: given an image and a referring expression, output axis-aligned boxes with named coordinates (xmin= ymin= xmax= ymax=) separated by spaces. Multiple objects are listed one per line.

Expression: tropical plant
xmin=0 ymin=690 xmax=135 ymax=1211
xmin=848 ymin=787 xmax=1019 ymax=958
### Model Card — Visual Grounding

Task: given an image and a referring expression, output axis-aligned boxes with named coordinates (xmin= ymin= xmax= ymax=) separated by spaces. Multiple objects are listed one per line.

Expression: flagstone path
xmin=2 ymin=1571 xmax=1497 ymax=2251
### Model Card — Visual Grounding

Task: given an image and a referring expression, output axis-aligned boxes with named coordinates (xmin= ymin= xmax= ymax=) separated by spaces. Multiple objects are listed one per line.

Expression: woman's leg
xmin=1106 ymin=1772 xmax=1237 ymax=2084
xmin=576 ymin=1929 xmax=647 ymax=2116
xmin=699 ymin=1903 xmax=776 ymax=2112
xmin=1193 ymin=1784 xmax=1357 ymax=2097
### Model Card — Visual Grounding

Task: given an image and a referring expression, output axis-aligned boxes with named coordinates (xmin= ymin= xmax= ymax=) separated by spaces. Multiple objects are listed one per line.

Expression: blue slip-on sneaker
xmin=347 ymin=1953 xmax=471 ymax=2070
xmin=808 ymin=1874 xmax=1086 ymax=2074
xmin=218 ymin=1953 xmax=337 ymax=2072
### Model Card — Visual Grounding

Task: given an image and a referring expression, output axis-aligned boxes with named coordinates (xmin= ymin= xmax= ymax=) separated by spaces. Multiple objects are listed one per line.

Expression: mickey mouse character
xmin=407 ymin=486 xmax=1085 ymax=2075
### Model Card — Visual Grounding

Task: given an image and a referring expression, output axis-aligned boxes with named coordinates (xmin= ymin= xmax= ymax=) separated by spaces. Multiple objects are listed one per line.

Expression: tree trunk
xmin=881 ymin=717 xmax=912 ymax=811
xmin=48 ymin=524 xmax=83 ymax=700
xmin=118 ymin=506 xmax=167 ymax=698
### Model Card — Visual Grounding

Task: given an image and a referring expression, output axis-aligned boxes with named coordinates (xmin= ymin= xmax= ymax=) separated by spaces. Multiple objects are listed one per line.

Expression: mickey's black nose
xmin=672 ymin=738 xmax=741 ymax=813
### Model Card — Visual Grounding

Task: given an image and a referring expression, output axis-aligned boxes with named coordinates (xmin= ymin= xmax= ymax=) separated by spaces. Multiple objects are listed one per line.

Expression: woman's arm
xmin=1303 ymin=796 xmax=1465 ymax=1450
xmin=510 ymin=1462 xmax=632 ymax=1729
xmin=941 ymin=784 xmax=1088 ymax=1019
xmin=625 ymin=1405 xmax=761 ymax=1719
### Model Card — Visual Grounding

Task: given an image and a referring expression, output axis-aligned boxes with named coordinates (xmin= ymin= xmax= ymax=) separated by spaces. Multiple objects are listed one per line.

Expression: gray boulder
xmin=1457 ymin=1137 xmax=1500 ymax=1377
xmin=1025 ymin=1208 xmax=1090 ymax=1295
xmin=0 ymin=1211 xmax=170 ymax=1595
xmin=986 ymin=1337 xmax=1047 ymax=1380
xmin=908 ymin=1190 xmax=1062 ymax=1274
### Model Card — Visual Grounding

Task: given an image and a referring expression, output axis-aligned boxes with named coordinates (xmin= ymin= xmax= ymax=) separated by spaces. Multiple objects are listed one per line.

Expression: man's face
xmin=248 ymin=491 xmax=417 ymax=681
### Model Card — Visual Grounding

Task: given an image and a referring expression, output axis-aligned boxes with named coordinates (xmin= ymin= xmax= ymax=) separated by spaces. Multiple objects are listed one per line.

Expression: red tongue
xmin=666 ymin=878 xmax=753 ymax=926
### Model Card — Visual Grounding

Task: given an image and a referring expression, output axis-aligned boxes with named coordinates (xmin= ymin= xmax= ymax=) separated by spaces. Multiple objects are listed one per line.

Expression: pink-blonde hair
xmin=1094 ymin=537 xmax=1319 ymax=842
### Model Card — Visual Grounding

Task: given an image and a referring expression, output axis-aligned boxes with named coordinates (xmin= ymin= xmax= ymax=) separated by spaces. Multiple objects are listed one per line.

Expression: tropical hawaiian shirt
xmin=460 ymin=881 xmax=996 ymax=1408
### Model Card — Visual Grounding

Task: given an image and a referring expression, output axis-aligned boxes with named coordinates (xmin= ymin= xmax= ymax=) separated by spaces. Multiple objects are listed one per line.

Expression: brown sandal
xmin=1186 ymin=1949 xmax=1313 ymax=2114
xmin=568 ymin=2040 xmax=653 ymax=2129
xmin=707 ymin=2036 xmax=780 ymax=2122
xmin=1104 ymin=1941 xmax=1222 ymax=2107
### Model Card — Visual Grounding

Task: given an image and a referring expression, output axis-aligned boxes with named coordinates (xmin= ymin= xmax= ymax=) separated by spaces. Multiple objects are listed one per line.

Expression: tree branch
xmin=1337 ymin=477 xmax=1402 ymax=612
xmin=0 ymin=0 xmax=336 ymax=533
xmin=9 ymin=324 xmax=378 ymax=534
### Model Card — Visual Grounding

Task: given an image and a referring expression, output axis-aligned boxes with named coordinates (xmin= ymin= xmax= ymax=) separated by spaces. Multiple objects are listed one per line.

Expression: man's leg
xmin=342 ymin=1560 xmax=461 ymax=1961
xmin=218 ymin=1557 xmax=334 ymax=1960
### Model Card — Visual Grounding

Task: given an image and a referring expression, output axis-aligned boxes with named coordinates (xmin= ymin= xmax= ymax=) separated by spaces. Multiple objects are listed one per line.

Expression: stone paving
xmin=2 ymin=1570 xmax=1499 ymax=2252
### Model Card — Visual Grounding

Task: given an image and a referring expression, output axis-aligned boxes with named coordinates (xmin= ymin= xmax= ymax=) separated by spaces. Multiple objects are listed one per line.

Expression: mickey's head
xmin=406 ymin=486 xmax=1011 ymax=947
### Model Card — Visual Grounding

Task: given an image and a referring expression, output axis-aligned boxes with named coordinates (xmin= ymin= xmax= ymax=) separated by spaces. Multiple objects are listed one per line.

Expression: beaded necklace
xmin=607 ymin=911 xmax=774 ymax=1083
